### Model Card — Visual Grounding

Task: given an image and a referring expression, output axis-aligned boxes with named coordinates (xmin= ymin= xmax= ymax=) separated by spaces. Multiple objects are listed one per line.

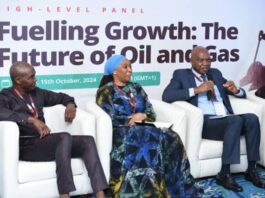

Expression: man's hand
xmin=223 ymin=80 xmax=239 ymax=94
xmin=27 ymin=117 xmax=51 ymax=139
xmin=194 ymin=81 xmax=214 ymax=94
xmin=65 ymin=103 xmax=76 ymax=122
xmin=128 ymin=113 xmax=146 ymax=125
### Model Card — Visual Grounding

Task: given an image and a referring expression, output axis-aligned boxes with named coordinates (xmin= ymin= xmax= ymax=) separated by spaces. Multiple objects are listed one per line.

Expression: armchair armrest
xmin=229 ymin=96 xmax=263 ymax=120
xmin=44 ymin=105 xmax=96 ymax=138
xmin=85 ymin=100 xmax=112 ymax=181
xmin=235 ymin=93 xmax=265 ymax=166
xmin=245 ymin=92 xmax=265 ymax=121
xmin=171 ymin=101 xmax=204 ymax=161
xmin=0 ymin=121 xmax=20 ymax=197
xmin=150 ymin=99 xmax=187 ymax=145
xmin=71 ymin=108 xmax=96 ymax=137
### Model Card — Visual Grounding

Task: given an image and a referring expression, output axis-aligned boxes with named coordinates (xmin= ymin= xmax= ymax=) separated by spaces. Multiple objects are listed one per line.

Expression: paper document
xmin=209 ymin=114 xmax=236 ymax=119
xmin=135 ymin=121 xmax=173 ymax=129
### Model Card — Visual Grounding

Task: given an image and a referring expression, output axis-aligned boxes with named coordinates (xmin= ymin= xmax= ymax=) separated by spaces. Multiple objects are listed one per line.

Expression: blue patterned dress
xmin=96 ymin=81 xmax=202 ymax=198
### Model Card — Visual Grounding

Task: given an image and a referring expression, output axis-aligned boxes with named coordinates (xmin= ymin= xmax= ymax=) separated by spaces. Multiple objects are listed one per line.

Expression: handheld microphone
xmin=259 ymin=30 xmax=265 ymax=40
xmin=206 ymin=72 xmax=213 ymax=100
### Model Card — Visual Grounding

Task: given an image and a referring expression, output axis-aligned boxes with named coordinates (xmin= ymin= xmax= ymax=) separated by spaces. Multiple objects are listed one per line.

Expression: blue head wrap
xmin=104 ymin=55 xmax=126 ymax=75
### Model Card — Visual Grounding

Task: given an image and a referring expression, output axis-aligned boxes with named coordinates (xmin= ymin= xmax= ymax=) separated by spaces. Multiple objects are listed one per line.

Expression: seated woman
xmin=96 ymin=55 xmax=203 ymax=198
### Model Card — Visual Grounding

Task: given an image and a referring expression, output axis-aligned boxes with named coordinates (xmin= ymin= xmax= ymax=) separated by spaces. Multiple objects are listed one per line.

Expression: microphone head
xmin=259 ymin=30 xmax=265 ymax=40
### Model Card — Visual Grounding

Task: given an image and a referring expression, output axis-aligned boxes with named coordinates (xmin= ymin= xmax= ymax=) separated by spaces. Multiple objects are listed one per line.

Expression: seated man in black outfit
xmin=0 ymin=62 xmax=108 ymax=198
xmin=162 ymin=46 xmax=265 ymax=192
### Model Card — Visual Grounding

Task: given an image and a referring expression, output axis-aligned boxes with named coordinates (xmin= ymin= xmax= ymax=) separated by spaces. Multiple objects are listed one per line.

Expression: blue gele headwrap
xmin=104 ymin=55 xmax=126 ymax=75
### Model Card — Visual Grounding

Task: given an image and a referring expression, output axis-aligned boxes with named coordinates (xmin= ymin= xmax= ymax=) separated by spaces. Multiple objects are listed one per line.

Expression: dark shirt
xmin=0 ymin=87 xmax=76 ymax=138
xmin=255 ymin=86 xmax=265 ymax=99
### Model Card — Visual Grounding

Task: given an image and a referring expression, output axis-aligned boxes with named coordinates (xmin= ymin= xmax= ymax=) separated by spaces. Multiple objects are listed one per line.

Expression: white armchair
xmin=85 ymin=96 xmax=113 ymax=182
xmin=84 ymin=97 xmax=188 ymax=180
xmin=172 ymin=96 xmax=263 ymax=178
xmin=0 ymin=105 xmax=98 ymax=198
xmin=150 ymin=99 xmax=187 ymax=145
xmin=247 ymin=91 xmax=265 ymax=167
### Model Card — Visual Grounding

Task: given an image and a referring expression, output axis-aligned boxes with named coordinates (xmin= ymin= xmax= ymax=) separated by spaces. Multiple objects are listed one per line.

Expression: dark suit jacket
xmin=162 ymin=68 xmax=246 ymax=114
xmin=0 ymin=87 xmax=76 ymax=137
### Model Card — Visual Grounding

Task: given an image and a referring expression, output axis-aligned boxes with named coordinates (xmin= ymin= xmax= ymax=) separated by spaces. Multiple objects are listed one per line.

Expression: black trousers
xmin=19 ymin=132 xmax=108 ymax=194
xmin=202 ymin=113 xmax=260 ymax=165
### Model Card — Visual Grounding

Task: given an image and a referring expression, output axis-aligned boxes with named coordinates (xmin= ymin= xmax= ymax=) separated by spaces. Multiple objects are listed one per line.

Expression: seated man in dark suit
xmin=162 ymin=46 xmax=265 ymax=192
xmin=0 ymin=62 xmax=108 ymax=198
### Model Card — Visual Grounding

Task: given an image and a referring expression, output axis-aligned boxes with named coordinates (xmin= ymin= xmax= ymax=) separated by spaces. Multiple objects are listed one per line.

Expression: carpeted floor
xmin=74 ymin=166 xmax=265 ymax=198
xmin=197 ymin=165 xmax=265 ymax=198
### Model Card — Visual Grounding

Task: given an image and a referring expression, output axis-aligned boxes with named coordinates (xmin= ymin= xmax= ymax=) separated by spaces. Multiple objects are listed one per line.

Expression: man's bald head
xmin=9 ymin=62 xmax=34 ymax=83
xmin=190 ymin=46 xmax=211 ymax=74
xmin=190 ymin=46 xmax=208 ymax=62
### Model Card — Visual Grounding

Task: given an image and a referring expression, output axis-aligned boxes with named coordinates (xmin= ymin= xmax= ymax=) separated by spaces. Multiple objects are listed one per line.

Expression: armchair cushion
xmin=199 ymin=137 xmax=247 ymax=160
xmin=18 ymin=159 xmax=85 ymax=183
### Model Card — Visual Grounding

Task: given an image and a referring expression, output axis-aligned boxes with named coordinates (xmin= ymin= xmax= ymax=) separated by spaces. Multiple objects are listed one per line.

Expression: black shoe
xmin=245 ymin=170 xmax=265 ymax=188
xmin=216 ymin=173 xmax=243 ymax=192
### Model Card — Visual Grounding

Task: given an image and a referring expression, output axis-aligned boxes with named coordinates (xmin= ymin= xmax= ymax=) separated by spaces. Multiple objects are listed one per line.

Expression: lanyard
xmin=192 ymin=72 xmax=205 ymax=82
xmin=14 ymin=88 xmax=38 ymax=118
xmin=114 ymin=83 xmax=136 ymax=113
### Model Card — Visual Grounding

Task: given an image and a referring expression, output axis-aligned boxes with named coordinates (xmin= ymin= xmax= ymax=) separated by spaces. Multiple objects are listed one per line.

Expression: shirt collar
xmin=191 ymin=68 xmax=201 ymax=77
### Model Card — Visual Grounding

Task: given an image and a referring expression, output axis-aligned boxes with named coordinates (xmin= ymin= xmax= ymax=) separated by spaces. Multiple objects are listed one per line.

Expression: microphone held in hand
xmin=200 ymin=73 xmax=216 ymax=101
xmin=206 ymin=88 xmax=212 ymax=100
xmin=259 ymin=30 xmax=265 ymax=40
xmin=206 ymin=73 xmax=214 ymax=100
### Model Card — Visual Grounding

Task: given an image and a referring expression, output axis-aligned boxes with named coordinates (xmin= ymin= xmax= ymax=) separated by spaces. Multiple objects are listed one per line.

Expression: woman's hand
xmin=128 ymin=113 xmax=146 ymax=125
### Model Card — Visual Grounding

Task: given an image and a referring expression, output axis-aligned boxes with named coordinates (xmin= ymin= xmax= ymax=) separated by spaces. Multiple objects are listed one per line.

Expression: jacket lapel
xmin=188 ymin=69 xmax=196 ymax=87
xmin=187 ymin=69 xmax=198 ymax=106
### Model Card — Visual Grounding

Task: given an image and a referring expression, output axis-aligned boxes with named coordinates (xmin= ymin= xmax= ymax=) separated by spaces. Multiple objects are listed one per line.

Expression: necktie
xmin=200 ymin=74 xmax=207 ymax=82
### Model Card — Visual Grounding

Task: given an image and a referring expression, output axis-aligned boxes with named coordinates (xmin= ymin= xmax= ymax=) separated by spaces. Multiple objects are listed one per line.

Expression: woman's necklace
xmin=114 ymin=83 xmax=136 ymax=113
